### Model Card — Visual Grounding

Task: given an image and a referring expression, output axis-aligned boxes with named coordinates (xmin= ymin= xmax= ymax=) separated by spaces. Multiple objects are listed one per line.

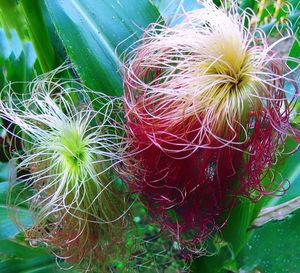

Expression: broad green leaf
xmin=20 ymin=0 xmax=60 ymax=72
xmin=0 ymin=197 xmax=33 ymax=239
xmin=234 ymin=143 xmax=300 ymax=271
xmin=0 ymin=162 xmax=33 ymax=240
xmin=0 ymin=238 xmax=79 ymax=273
xmin=240 ymin=0 xmax=256 ymax=10
xmin=238 ymin=209 xmax=300 ymax=272
xmin=152 ymin=0 xmax=202 ymax=24
xmin=0 ymin=238 xmax=48 ymax=259
xmin=0 ymin=162 xmax=31 ymax=236
xmin=40 ymin=1 xmax=67 ymax=63
xmin=222 ymin=199 xmax=256 ymax=255
xmin=0 ymin=0 xmax=27 ymax=40
xmin=234 ymin=141 xmax=300 ymax=249
xmin=44 ymin=0 xmax=160 ymax=96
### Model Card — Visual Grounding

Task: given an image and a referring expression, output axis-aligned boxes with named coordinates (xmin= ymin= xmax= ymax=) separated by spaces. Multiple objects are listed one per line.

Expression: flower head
xmin=0 ymin=68 xmax=131 ymax=269
xmin=121 ymin=0 xmax=299 ymax=247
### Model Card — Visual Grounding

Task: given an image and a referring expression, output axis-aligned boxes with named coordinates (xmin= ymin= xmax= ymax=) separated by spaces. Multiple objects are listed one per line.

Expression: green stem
xmin=20 ymin=0 xmax=59 ymax=72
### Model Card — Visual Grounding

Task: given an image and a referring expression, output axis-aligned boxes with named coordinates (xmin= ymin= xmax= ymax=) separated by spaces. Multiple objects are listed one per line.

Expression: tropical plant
xmin=0 ymin=0 xmax=299 ymax=272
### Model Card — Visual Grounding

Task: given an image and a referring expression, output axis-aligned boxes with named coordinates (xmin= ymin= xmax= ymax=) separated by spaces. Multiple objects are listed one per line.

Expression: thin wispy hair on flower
xmin=0 ymin=66 xmax=134 ymax=270
xmin=121 ymin=0 xmax=300 ymax=248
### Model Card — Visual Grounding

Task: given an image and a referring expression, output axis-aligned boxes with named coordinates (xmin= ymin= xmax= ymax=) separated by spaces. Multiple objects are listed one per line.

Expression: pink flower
xmin=121 ymin=1 xmax=299 ymax=247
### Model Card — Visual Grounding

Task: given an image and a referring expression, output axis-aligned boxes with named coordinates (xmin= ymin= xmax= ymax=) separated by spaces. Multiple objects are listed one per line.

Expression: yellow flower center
xmin=56 ymin=123 xmax=91 ymax=175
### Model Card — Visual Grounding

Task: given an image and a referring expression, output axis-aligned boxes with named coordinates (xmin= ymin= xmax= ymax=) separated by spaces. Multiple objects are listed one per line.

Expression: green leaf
xmin=191 ymin=236 xmax=236 ymax=273
xmin=0 ymin=163 xmax=75 ymax=272
xmin=287 ymin=32 xmax=299 ymax=69
xmin=240 ymin=0 xmax=256 ymax=10
xmin=192 ymin=138 xmax=300 ymax=272
xmin=0 ymin=239 xmax=54 ymax=273
xmin=222 ymin=198 xmax=256 ymax=255
xmin=236 ymin=143 xmax=300 ymax=270
xmin=0 ymin=162 xmax=32 ymax=238
xmin=0 ymin=238 xmax=79 ymax=273
xmin=20 ymin=0 xmax=60 ymax=72
xmin=238 ymin=208 xmax=300 ymax=272
xmin=152 ymin=0 xmax=201 ymax=24
xmin=0 ymin=0 xmax=27 ymax=40
xmin=0 ymin=28 xmax=39 ymax=92
xmin=0 ymin=197 xmax=33 ymax=240
xmin=44 ymin=0 xmax=160 ymax=96
xmin=0 ymin=162 xmax=33 ymax=240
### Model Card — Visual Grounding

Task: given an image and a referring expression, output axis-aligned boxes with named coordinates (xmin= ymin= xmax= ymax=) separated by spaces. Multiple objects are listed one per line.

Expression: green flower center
xmin=57 ymin=123 xmax=91 ymax=175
